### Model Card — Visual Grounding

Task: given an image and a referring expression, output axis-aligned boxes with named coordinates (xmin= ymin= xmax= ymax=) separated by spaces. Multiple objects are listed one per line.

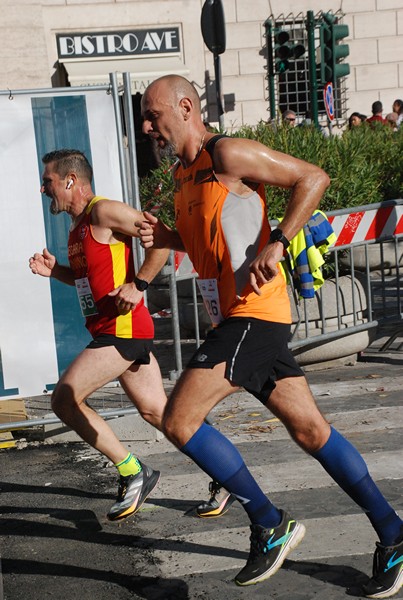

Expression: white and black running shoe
xmin=196 ymin=480 xmax=235 ymax=518
xmin=107 ymin=462 xmax=160 ymax=521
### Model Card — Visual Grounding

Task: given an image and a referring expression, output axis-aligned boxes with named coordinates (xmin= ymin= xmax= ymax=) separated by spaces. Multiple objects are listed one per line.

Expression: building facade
xmin=1 ymin=0 xmax=402 ymax=132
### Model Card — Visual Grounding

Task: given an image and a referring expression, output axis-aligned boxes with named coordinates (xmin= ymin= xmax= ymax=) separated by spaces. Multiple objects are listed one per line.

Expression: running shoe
xmin=107 ymin=461 xmax=160 ymax=521
xmin=362 ymin=538 xmax=403 ymax=598
xmin=235 ymin=510 xmax=306 ymax=586
xmin=196 ymin=481 xmax=236 ymax=518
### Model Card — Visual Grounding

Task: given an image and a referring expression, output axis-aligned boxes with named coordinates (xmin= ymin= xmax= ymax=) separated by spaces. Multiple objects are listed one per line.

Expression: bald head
xmin=143 ymin=75 xmax=201 ymax=114
xmin=141 ymin=75 xmax=206 ymax=164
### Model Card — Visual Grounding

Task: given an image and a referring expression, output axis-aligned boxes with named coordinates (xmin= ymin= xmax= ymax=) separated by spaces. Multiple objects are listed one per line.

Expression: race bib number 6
xmin=75 ymin=277 xmax=98 ymax=317
xmin=197 ymin=278 xmax=224 ymax=325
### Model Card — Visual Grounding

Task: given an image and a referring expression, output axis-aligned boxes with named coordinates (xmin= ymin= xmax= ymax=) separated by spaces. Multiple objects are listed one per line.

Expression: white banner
xmin=0 ymin=89 xmax=122 ymax=399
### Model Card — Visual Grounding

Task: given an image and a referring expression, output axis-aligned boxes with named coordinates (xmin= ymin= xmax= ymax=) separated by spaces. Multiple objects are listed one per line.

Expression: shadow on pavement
xmin=0 ymin=480 xmax=113 ymax=499
xmin=1 ymin=558 xmax=189 ymax=599
xmin=1 ymin=517 xmax=248 ymax=559
xmin=287 ymin=558 xmax=369 ymax=597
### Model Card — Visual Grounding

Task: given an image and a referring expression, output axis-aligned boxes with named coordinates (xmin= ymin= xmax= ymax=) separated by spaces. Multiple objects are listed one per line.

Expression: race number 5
xmin=75 ymin=277 xmax=98 ymax=317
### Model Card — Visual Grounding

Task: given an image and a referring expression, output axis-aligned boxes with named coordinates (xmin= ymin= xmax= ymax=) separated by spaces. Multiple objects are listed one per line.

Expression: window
xmin=265 ymin=11 xmax=348 ymax=126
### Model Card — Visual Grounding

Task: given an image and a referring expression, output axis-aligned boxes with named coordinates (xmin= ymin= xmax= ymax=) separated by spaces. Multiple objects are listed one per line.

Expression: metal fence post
xmin=167 ymin=251 xmax=183 ymax=379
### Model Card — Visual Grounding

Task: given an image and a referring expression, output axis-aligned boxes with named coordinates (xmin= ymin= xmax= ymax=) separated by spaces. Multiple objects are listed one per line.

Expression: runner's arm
xmin=213 ymin=137 xmax=330 ymax=243
xmin=29 ymin=248 xmax=75 ymax=286
xmin=213 ymin=137 xmax=330 ymax=293
xmin=136 ymin=211 xmax=185 ymax=251
xmin=91 ymin=199 xmax=149 ymax=238
xmin=137 ymin=247 xmax=171 ymax=283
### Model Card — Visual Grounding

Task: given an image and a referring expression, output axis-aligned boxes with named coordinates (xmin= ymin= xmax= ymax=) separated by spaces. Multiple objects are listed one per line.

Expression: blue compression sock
xmin=182 ymin=422 xmax=281 ymax=528
xmin=313 ymin=427 xmax=402 ymax=546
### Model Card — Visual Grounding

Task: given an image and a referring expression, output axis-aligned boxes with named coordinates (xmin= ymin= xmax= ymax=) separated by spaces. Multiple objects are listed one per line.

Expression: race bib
xmin=197 ymin=278 xmax=224 ymax=325
xmin=75 ymin=277 xmax=98 ymax=317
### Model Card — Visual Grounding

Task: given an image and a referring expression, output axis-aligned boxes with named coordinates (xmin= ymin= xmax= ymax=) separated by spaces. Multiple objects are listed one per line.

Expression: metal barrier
xmin=2 ymin=199 xmax=402 ymax=433
xmin=164 ymin=198 xmax=403 ymax=375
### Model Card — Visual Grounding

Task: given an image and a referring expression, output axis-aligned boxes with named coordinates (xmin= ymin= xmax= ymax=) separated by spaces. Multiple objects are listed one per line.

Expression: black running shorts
xmin=186 ymin=317 xmax=304 ymax=403
xmin=87 ymin=334 xmax=154 ymax=364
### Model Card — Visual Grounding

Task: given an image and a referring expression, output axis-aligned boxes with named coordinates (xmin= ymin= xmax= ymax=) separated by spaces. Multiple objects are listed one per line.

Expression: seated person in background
xmin=366 ymin=101 xmax=387 ymax=127
xmin=282 ymin=109 xmax=297 ymax=127
xmin=392 ymin=99 xmax=403 ymax=129
xmin=348 ymin=112 xmax=367 ymax=129
xmin=385 ymin=112 xmax=398 ymax=130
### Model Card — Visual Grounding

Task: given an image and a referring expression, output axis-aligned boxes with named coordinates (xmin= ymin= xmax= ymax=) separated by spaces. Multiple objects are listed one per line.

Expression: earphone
xmin=66 ymin=179 xmax=73 ymax=189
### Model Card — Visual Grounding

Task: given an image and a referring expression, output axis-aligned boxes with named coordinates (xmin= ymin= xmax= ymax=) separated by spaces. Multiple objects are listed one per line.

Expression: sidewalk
xmin=0 ymin=345 xmax=402 ymax=600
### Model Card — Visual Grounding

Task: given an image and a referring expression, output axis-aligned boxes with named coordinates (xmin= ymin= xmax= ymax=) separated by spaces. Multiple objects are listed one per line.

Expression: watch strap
xmin=269 ymin=228 xmax=290 ymax=250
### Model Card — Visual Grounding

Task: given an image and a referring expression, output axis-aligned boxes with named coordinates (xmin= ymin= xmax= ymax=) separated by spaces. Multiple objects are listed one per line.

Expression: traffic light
xmin=274 ymin=27 xmax=306 ymax=73
xmin=319 ymin=13 xmax=350 ymax=85
xmin=201 ymin=0 xmax=226 ymax=55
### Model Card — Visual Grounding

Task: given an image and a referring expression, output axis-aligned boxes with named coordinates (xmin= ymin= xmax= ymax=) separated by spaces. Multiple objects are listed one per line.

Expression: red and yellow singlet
xmin=67 ymin=196 xmax=153 ymax=339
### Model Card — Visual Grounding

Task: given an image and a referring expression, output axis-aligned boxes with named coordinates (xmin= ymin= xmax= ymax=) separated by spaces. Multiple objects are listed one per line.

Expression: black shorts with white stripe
xmin=186 ymin=317 xmax=303 ymax=403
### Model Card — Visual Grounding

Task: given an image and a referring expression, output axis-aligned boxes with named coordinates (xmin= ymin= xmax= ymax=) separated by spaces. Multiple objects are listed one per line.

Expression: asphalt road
xmin=1 ymin=349 xmax=402 ymax=600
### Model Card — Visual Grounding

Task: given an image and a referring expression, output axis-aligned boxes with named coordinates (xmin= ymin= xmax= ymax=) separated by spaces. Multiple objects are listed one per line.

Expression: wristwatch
xmin=269 ymin=228 xmax=290 ymax=250
xmin=134 ymin=277 xmax=149 ymax=292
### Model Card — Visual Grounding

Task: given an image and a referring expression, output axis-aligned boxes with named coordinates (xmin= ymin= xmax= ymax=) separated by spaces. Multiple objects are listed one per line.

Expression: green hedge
xmin=139 ymin=123 xmax=403 ymax=227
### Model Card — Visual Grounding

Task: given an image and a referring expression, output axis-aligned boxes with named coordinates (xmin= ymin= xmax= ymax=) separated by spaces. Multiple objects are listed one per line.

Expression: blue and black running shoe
xmin=235 ymin=510 xmax=305 ymax=586
xmin=362 ymin=538 xmax=403 ymax=598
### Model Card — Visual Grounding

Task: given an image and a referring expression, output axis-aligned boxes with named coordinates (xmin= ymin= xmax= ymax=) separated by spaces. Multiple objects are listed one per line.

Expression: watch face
xmin=271 ymin=229 xmax=282 ymax=242
xmin=135 ymin=278 xmax=148 ymax=291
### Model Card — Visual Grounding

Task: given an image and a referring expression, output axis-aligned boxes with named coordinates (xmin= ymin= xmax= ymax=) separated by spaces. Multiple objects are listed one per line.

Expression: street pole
xmin=264 ymin=19 xmax=276 ymax=121
xmin=214 ymin=53 xmax=225 ymax=131
xmin=306 ymin=10 xmax=319 ymax=128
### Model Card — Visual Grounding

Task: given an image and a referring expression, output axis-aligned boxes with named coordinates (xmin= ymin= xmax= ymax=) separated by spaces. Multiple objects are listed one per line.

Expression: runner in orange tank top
xmin=139 ymin=75 xmax=403 ymax=596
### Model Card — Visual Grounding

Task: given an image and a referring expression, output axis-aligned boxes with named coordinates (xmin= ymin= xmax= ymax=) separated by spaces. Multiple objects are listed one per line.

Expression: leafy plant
xmin=139 ymin=124 xmax=403 ymax=225
xmin=139 ymin=157 xmax=177 ymax=228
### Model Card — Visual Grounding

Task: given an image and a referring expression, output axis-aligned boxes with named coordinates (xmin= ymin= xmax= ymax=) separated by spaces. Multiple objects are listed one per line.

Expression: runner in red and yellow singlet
xmin=30 ymin=149 xmax=168 ymax=523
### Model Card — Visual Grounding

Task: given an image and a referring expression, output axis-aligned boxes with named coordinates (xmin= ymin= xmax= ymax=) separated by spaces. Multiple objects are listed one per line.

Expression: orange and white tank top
xmin=173 ymin=140 xmax=291 ymax=324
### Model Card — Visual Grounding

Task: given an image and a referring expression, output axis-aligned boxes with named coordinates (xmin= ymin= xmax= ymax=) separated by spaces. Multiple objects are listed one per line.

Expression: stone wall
xmin=1 ymin=0 xmax=402 ymax=129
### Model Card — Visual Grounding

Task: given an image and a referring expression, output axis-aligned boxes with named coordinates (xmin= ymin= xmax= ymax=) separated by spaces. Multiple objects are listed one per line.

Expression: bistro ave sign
xmin=57 ymin=27 xmax=180 ymax=59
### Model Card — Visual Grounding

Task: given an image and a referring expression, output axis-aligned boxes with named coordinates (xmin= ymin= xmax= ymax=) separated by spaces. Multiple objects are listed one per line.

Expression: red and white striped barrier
xmin=328 ymin=204 xmax=403 ymax=247
xmin=173 ymin=204 xmax=403 ymax=274
xmin=174 ymin=250 xmax=197 ymax=277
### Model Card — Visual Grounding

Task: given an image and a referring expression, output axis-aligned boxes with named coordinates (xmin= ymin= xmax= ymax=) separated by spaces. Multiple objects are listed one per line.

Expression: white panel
xmin=0 ymin=88 xmax=123 ymax=399
xmin=0 ymin=95 xmax=59 ymax=398
xmin=85 ymin=91 xmax=124 ymax=202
